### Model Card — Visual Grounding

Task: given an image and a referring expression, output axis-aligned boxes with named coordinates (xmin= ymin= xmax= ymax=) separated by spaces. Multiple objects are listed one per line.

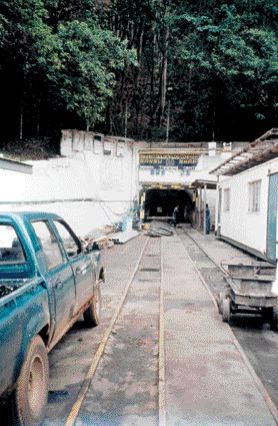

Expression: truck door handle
xmin=55 ymin=278 xmax=63 ymax=289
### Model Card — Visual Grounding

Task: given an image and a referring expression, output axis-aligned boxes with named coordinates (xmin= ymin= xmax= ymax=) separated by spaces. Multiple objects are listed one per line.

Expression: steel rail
xmin=66 ymin=236 xmax=150 ymax=426
xmin=178 ymin=228 xmax=278 ymax=425
xmin=158 ymin=237 xmax=166 ymax=426
xmin=181 ymin=227 xmax=227 ymax=274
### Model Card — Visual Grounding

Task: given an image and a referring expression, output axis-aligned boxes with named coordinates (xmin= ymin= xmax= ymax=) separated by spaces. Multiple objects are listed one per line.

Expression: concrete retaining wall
xmin=0 ymin=131 xmax=147 ymax=236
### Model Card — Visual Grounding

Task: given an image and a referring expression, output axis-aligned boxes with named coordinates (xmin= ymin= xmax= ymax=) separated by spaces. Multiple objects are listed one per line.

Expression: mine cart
xmin=218 ymin=262 xmax=278 ymax=328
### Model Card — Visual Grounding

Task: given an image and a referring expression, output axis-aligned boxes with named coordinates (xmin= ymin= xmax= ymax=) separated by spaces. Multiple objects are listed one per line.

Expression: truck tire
xmin=83 ymin=281 xmax=102 ymax=327
xmin=12 ymin=335 xmax=49 ymax=425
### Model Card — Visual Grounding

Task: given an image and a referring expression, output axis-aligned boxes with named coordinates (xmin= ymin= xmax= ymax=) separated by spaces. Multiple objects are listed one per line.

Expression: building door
xmin=267 ymin=173 xmax=278 ymax=262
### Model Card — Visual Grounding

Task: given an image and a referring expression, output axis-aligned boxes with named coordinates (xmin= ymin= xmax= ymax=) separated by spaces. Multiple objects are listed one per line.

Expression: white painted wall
xmin=0 ymin=132 xmax=246 ymax=237
xmin=0 ymin=131 xmax=147 ymax=236
xmin=217 ymin=157 xmax=278 ymax=257
xmin=138 ymin=153 xmax=233 ymax=227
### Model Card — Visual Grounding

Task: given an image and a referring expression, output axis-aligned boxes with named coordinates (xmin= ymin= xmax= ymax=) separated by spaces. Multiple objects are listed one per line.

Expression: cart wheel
xmin=217 ymin=291 xmax=229 ymax=314
xmin=271 ymin=306 xmax=278 ymax=331
xmin=216 ymin=294 xmax=222 ymax=314
xmin=222 ymin=297 xmax=231 ymax=323
xmin=262 ymin=307 xmax=273 ymax=324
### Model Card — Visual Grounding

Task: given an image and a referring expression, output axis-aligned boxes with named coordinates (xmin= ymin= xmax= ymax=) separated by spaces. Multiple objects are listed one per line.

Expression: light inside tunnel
xmin=144 ymin=188 xmax=193 ymax=222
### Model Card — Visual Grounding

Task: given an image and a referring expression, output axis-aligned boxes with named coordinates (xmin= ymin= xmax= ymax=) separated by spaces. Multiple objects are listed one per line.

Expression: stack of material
xmin=142 ymin=223 xmax=150 ymax=231
xmin=103 ymin=224 xmax=116 ymax=234
xmin=82 ymin=217 xmax=140 ymax=248
xmin=110 ymin=229 xmax=140 ymax=244
xmin=93 ymin=236 xmax=114 ymax=249
xmin=81 ymin=234 xmax=114 ymax=250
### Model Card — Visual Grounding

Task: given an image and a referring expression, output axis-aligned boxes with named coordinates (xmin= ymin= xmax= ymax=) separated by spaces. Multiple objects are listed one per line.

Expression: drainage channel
xmin=66 ymin=236 xmax=164 ymax=426
xmin=178 ymin=228 xmax=278 ymax=413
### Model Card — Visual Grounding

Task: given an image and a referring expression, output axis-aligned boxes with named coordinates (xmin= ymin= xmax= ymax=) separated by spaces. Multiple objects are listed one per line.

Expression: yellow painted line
xmin=158 ymin=237 xmax=166 ymax=426
xmin=66 ymin=237 xmax=150 ymax=426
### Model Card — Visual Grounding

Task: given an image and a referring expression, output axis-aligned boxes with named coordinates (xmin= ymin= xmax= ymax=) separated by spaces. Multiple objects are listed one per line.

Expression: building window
xmin=248 ymin=180 xmax=261 ymax=213
xmin=223 ymin=188 xmax=230 ymax=212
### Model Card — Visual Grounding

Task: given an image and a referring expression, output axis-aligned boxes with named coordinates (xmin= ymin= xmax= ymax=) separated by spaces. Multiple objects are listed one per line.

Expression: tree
xmin=0 ymin=0 xmax=136 ymax=140
xmin=0 ymin=0 xmax=277 ymax=144
xmin=51 ymin=20 xmax=136 ymax=130
xmin=170 ymin=2 xmax=278 ymax=139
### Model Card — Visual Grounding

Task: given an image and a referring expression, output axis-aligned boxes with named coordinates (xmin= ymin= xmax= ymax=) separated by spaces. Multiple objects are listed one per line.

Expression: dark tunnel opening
xmin=144 ymin=188 xmax=193 ymax=222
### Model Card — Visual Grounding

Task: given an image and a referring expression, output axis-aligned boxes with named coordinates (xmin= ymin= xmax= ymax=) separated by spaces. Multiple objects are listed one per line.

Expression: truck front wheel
xmin=83 ymin=280 xmax=102 ymax=327
xmin=12 ymin=335 xmax=49 ymax=425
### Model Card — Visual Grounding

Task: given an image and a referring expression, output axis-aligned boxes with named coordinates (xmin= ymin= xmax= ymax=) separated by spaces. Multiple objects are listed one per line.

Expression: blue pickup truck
xmin=0 ymin=212 xmax=104 ymax=425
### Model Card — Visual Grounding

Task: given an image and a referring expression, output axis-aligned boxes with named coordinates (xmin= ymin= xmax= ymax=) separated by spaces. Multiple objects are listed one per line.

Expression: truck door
xmin=52 ymin=220 xmax=95 ymax=313
xmin=31 ymin=221 xmax=75 ymax=340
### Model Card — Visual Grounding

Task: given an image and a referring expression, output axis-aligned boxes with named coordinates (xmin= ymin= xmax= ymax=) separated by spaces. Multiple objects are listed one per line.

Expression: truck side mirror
xmin=92 ymin=242 xmax=100 ymax=251
xmin=85 ymin=241 xmax=100 ymax=253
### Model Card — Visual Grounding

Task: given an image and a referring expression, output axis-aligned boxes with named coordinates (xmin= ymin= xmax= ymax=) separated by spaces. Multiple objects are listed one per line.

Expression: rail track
xmin=65 ymin=235 xmax=166 ymax=426
xmin=177 ymin=226 xmax=278 ymax=422
xmin=41 ymin=224 xmax=278 ymax=425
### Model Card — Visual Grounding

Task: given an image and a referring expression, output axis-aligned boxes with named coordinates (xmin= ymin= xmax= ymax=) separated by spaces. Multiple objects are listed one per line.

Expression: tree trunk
xmin=19 ymin=101 xmax=23 ymax=141
xmin=161 ymin=15 xmax=169 ymax=113
xmin=36 ymin=97 xmax=41 ymax=137
xmin=212 ymin=102 xmax=216 ymax=141
xmin=138 ymin=26 xmax=144 ymax=65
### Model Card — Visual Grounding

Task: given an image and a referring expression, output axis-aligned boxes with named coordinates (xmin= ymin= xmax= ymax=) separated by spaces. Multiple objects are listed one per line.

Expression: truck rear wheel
xmin=83 ymin=281 xmax=102 ymax=327
xmin=12 ymin=335 xmax=49 ymax=425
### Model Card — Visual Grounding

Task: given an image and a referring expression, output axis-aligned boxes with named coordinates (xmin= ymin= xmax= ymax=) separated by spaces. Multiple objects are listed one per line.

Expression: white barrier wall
xmin=218 ymin=157 xmax=278 ymax=256
xmin=0 ymin=132 xmax=244 ymax=236
xmin=0 ymin=131 xmax=147 ymax=236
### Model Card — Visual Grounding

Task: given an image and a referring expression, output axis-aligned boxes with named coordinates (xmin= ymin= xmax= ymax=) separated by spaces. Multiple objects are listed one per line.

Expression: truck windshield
xmin=0 ymin=224 xmax=26 ymax=265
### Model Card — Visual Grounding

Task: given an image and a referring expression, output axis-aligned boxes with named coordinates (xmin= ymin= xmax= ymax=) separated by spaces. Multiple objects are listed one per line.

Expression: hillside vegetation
xmin=0 ymin=0 xmax=277 ymax=145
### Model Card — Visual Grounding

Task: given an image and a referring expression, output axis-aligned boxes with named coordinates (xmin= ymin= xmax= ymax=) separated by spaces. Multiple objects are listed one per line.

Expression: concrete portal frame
xmin=139 ymin=183 xmax=193 ymax=222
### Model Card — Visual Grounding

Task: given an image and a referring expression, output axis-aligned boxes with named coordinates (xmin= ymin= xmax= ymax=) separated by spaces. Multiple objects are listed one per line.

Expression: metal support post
xmin=203 ymin=184 xmax=207 ymax=235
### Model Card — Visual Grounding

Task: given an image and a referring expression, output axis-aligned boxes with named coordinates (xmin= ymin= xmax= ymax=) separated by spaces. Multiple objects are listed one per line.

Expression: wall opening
xmin=144 ymin=188 xmax=193 ymax=222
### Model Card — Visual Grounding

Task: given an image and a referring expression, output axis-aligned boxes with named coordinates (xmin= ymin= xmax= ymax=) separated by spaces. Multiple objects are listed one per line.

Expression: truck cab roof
xmin=0 ymin=211 xmax=63 ymax=222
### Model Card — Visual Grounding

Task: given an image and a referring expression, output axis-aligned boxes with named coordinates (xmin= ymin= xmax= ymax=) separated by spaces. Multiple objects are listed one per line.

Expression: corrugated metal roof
xmin=210 ymin=128 xmax=278 ymax=176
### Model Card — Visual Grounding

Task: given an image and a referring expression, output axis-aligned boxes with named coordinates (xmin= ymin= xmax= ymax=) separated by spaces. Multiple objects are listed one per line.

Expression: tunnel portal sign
xmin=139 ymin=152 xmax=200 ymax=169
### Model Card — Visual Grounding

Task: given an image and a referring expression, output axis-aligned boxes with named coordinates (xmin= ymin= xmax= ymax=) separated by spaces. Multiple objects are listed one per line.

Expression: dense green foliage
xmin=0 ymin=0 xmax=277 ymax=144
xmin=0 ymin=0 xmax=136 ymax=142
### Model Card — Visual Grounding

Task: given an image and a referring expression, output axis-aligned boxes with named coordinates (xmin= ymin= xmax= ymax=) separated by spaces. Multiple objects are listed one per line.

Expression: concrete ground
xmin=41 ymin=227 xmax=278 ymax=425
xmin=181 ymin=227 xmax=278 ymax=410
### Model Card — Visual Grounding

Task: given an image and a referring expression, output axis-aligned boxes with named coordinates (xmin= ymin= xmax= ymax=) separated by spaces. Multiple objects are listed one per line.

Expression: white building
xmin=137 ymin=142 xmax=248 ymax=230
xmin=0 ymin=130 xmax=248 ymax=237
xmin=212 ymin=129 xmax=278 ymax=263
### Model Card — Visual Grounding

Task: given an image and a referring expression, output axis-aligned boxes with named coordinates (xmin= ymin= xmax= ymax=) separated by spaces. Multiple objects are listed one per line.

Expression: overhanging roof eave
xmin=210 ymin=129 xmax=278 ymax=176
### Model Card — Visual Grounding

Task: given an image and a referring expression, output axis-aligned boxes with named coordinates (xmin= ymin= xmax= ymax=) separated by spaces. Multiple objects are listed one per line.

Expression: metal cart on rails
xmin=217 ymin=261 xmax=278 ymax=328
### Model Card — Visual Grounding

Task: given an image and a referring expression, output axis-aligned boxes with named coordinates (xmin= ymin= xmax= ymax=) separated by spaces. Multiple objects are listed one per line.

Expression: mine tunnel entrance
xmin=144 ymin=188 xmax=193 ymax=223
